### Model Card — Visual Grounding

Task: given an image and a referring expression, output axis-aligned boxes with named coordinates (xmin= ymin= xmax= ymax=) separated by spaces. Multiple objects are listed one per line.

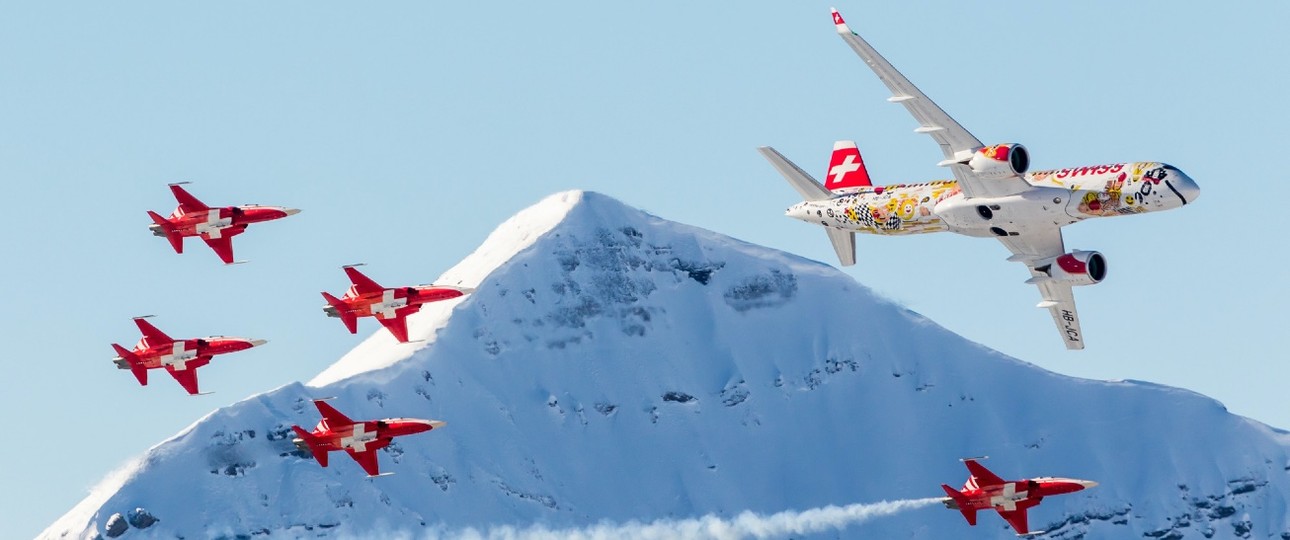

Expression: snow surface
xmin=42 ymin=191 xmax=1290 ymax=539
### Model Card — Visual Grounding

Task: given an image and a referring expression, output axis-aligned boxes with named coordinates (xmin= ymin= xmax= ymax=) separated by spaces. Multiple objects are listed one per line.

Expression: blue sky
xmin=3 ymin=2 xmax=1287 ymax=537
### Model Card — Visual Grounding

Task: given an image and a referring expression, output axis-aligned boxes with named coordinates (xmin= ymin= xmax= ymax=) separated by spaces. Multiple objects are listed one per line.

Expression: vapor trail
xmin=445 ymin=497 xmax=942 ymax=540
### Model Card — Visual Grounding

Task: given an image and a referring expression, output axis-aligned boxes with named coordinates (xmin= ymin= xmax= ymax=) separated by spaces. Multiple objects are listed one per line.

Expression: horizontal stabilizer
xmin=292 ymin=426 xmax=329 ymax=468
xmin=758 ymin=146 xmax=832 ymax=202
xmin=147 ymin=211 xmax=184 ymax=254
xmin=941 ymin=484 xmax=976 ymax=525
xmin=321 ymin=292 xmax=359 ymax=334
xmin=824 ymin=228 xmax=856 ymax=267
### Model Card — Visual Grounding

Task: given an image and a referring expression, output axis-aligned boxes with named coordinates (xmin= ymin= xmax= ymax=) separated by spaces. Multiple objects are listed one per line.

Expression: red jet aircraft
xmin=147 ymin=182 xmax=299 ymax=264
xmin=940 ymin=458 xmax=1097 ymax=536
xmin=292 ymin=399 xmax=445 ymax=477
xmin=321 ymin=264 xmax=473 ymax=343
xmin=110 ymin=316 xmax=266 ymax=395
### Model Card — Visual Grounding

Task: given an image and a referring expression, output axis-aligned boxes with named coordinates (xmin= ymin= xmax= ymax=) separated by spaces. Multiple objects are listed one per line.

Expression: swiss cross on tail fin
xmin=825 ymin=140 xmax=872 ymax=191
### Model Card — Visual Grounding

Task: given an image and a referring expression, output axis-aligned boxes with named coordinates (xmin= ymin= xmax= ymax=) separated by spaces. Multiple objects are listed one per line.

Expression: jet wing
xmin=164 ymin=357 xmax=210 ymax=395
xmin=998 ymin=230 xmax=1086 ymax=350
xmin=375 ymin=305 xmax=420 ymax=343
xmin=201 ymin=235 xmax=236 ymax=264
xmin=169 ymin=183 xmax=210 ymax=213
xmin=964 ymin=459 xmax=1006 ymax=488
xmin=314 ymin=400 xmax=356 ymax=427
xmin=345 ymin=447 xmax=382 ymax=476
xmin=997 ymin=507 xmax=1033 ymax=536
xmin=830 ymin=9 xmax=1030 ymax=199
xmin=343 ymin=266 xmax=385 ymax=295
xmin=133 ymin=317 xmax=173 ymax=346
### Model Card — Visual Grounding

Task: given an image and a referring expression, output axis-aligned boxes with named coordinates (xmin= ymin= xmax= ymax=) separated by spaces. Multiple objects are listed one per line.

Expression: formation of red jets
xmin=118 ymin=183 xmax=1099 ymax=527
xmin=115 ymin=184 xmax=458 ymax=476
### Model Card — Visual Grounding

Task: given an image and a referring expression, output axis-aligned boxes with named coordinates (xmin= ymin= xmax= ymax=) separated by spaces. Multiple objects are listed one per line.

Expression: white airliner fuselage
xmin=787 ymin=162 xmax=1198 ymax=239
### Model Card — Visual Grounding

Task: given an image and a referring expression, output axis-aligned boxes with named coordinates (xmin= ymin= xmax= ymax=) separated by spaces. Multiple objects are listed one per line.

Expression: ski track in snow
xmin=436 ymin=498 xmax=942 ymax=540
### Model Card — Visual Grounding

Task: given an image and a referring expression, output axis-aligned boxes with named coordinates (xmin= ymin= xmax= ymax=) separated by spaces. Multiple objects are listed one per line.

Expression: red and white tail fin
xmin=824 ymin=140 xmax=872 ymax=191
xmin=941 ymin=484 xmax=977 ymax=526
xmin=147 ymin=211 xmax=184 ymax=254
xmin=321 ymin=292 xmax=358 ymax=334
xmin=292 ymin=426 xmax=329 ymax=468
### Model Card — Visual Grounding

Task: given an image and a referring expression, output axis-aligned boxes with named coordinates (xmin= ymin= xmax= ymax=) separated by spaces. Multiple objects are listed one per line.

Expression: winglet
xmin=830 ymin=8 xmax=850 ymax=33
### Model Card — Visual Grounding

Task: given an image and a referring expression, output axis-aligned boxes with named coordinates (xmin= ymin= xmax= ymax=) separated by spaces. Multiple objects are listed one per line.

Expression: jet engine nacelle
xmin=1033 ymin=250 xmax=1107 ymax=286
xmin=967 ymin=143 xmax=1029 ymax=180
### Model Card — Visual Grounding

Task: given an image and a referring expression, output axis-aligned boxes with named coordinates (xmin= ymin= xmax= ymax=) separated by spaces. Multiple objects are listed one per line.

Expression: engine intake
xmin=968 ymin=143 xmax=1029 ymax=180
xmin=1033 ymin=250 xmax=1106 ymax=286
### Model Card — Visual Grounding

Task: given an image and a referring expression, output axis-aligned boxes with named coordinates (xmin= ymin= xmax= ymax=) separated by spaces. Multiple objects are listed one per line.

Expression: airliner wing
xmin=831 ymin=8 xmax=1029 ymax=199
xmin=998 ymin=229 xmax=1086 ymax=350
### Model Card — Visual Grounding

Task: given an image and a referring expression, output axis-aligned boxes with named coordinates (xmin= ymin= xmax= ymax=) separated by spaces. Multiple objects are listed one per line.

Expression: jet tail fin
xmin=758 ymin=146 xmax=832 ymax=202
xmin=292 ymin=426 xmax=329 ymax=468
xmin=147 ymin=211 xmax=184 ymax=254
xmin=824 ymin=228 xmax=856 ymax=266
xmin=941 ymin=484 xmax=977 ymax=526
xmin=321 ymin=292 xmax=358 ymax=334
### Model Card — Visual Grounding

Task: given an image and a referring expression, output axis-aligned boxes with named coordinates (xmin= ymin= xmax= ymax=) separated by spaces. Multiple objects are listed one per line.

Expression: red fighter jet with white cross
xmin=321 ymin=264 xmax=473 ymax=343
xmin=292 ymin=399 xmax=445 ymax=477
xmin=110 ymin=316 xmax=266 ymax=395
xmin=940 ymin=457 xmax=1098 ymax=536
xmin=147 ymin=182 xmax=299 ymax=264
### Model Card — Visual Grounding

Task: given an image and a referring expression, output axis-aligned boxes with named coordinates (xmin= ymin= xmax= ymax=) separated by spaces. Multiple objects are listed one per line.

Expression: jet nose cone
xmin=249 ymin=339 xmax=268 ymax=347
xmin=283 ymin=208 xmax=302 ymax=216
xmin=1078 ymin=480 xmax=1099 ymax=489
xmin=429 ymin=420 xmax=447 ymax=429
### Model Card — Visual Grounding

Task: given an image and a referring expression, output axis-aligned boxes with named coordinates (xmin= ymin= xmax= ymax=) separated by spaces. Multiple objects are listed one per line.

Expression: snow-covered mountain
xmin=43 ymin=191 xmax=1290 ymax=539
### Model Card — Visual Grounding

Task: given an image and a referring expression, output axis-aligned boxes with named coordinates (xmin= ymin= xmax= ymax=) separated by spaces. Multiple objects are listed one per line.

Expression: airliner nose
xmin=1165 ymin=166 xmax=1200 ymax=205
xmin=785 ymin=203 xmax=812 ymax=221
